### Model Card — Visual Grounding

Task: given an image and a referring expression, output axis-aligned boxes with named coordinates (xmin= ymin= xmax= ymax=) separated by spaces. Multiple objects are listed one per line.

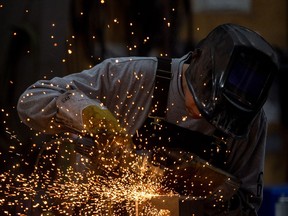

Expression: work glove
xmin=77 ymin=105 xmax=166 ymax=188
xmin=82 ymin=104 xmax=123 ymax=135
xmin=77 ymin=105 xmax=135 ymax=176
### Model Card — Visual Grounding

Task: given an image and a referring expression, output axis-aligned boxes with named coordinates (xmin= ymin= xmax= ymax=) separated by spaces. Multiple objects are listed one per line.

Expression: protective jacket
xmin=17 ymin=53 xmax=267 ymax=215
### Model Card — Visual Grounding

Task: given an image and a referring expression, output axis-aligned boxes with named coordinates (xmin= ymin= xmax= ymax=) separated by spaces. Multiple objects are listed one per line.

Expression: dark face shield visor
xmin=223 ymin=47 xmax=275 ymax=112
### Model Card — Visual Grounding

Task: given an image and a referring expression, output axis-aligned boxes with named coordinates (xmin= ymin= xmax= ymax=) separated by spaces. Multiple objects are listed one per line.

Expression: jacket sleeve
xmin=17 ymin=57 xmax=157 ymax=135
xmin=17 ymin=59 xmax=114 ymax=134
xmin=203 ymin=111 xmax=267 ymax=216
xmin=225 ymin=110 xmax=267 ymax=215
xmin=17 ymin=85 xmax=104 ymax=135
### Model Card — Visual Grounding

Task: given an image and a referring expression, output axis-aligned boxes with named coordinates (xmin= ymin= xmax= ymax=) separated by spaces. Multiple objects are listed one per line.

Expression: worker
xmin=17 ymin=23 xmax=278 ymax=215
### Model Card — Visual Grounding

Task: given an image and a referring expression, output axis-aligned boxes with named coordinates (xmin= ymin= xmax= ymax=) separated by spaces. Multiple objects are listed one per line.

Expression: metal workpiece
xmin=135 ymin=195 xmax=204 ymax=216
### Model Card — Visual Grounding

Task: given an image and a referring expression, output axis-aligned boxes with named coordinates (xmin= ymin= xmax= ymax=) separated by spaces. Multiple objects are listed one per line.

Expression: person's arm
xmin=17 ymin=59 xmax=118 ymax=134
xmin=225 ymin=110 xmax=267 ymax=215
xmin=17 ymin=57 xmax=157 ymax=135
xmin=17 ymin=56 xmax=159 ymax=177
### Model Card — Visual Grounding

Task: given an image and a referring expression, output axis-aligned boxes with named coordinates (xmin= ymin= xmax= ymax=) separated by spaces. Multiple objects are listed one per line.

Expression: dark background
xmin=0 ymin=1 xmax=288 ymax=215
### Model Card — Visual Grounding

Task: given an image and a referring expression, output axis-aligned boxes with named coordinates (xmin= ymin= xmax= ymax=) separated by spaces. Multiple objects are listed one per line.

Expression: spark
xmin=1 ymin=6 xmax=234 ymax=212
xmin=0 ymin=135 xmax=179 ymax=215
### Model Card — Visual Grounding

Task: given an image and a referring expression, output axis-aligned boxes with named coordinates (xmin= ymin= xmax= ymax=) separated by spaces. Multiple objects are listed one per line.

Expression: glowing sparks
xmin=143 ymin=37 xmax=150 ymax=44
xmin=1 ymin=136 xmax=175 ymax=215
xmin=1 ymin=4 xmax=236 ymax=214
xmin=182 ymin=116 xmax=188 ymax=122
xmin=2 ymin=111 xmax=225 ymax=214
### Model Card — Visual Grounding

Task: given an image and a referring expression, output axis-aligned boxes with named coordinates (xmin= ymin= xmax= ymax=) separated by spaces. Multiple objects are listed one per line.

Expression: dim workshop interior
xmin=0 ymin=0 xmax=288 ymax=215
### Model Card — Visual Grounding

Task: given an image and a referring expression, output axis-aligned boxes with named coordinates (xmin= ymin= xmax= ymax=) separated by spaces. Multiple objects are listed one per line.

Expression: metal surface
xmin=136 ymin=195 xmax=204 ymax=216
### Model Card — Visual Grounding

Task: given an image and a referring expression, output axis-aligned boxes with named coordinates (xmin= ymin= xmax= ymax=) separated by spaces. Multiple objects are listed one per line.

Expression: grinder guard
xmin=151 ymin=148 xmax=241 ymax=204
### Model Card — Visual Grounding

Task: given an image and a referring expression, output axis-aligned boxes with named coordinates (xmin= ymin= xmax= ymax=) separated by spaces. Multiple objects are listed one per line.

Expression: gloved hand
xmin=82 ymin=104 xmax=123 ymax=135
xmin=80 ymin=105 xmax=134 ymax=175
xmin=80 ymin=105 xmax=166 ymax=184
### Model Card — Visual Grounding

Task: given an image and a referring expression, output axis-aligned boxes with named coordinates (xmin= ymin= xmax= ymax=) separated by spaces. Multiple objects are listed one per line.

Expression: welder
xmin=17 ymin=23 xmax=278 ymax=215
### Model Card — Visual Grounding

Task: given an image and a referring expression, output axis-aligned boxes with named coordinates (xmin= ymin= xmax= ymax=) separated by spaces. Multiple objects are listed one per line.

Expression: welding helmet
xmin=185 ymin=23 xmax=278 ymax=137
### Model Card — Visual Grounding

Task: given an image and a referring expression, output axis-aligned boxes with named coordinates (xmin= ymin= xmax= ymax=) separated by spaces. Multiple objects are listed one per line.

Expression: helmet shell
xmin=185 ymin=23 xmax=278 ymax=136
